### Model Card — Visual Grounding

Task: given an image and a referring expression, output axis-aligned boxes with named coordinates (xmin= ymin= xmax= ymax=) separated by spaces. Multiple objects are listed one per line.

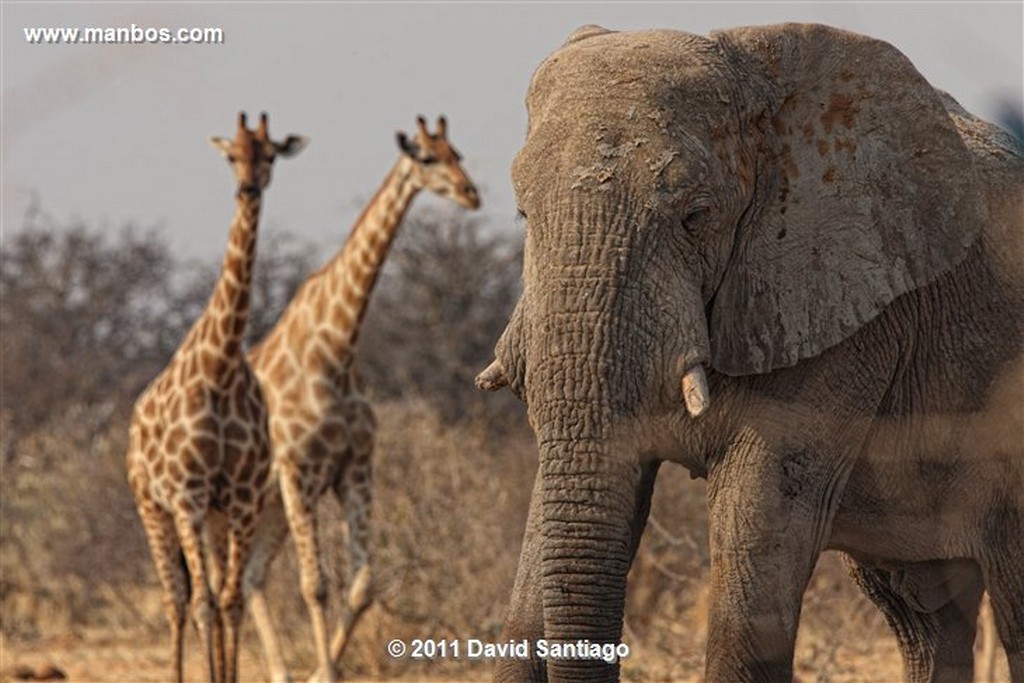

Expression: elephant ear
xmin=709 ymin=23 xmax=984 ymax=375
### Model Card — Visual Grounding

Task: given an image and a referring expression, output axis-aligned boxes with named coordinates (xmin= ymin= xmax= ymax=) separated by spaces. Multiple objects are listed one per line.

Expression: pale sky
xmin=3 ymin=2 xmax=1022 ymax=258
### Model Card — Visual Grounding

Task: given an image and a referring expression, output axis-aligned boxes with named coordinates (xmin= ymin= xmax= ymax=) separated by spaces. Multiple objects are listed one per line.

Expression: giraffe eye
xmin=420 ymin=154 xmax=438 ymax=165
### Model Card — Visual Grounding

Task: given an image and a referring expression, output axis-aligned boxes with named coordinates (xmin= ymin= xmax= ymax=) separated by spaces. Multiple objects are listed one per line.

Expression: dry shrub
xmin=622 ymin=466 xmax=710 ymax=681
xmin=0 ymin=396 xmax=960 ymax=681
xmin=793 ymin=553 xmax=900 ymax=683
xmin=0 ymin=397 xmax=908 ymax=681
xmin=1 ymin=405 xmax=156 ymax=641
xmin=358 ymin=208 xmax=524 ymax=426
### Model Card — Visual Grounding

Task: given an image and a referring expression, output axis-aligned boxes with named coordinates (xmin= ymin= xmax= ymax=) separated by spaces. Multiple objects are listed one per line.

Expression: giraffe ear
xmin=276 ymin=135 xmax=308 ymax=158
xmin=396 ymin=131 xmax=419 ymax=158
xmin=208 ymin=137 xmax=234 ymax=159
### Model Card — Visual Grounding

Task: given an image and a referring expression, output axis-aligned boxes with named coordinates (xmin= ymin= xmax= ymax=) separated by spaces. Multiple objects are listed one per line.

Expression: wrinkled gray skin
xmin=479 ymin=23 xmax=1024 ymax=683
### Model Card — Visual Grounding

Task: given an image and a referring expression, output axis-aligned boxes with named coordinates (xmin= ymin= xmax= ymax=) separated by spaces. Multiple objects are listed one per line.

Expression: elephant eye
xmin=681 ymin=206 xmax=709 ymax=230
xmin=516 ymin=208 xmax=527 ymax=222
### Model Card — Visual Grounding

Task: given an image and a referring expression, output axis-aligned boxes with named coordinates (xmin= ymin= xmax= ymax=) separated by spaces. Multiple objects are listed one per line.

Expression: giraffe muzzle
xmin=462 ymin=184 xmax=481 ymax=209
xmin=237 ymin=183 xmax=261 ymax=199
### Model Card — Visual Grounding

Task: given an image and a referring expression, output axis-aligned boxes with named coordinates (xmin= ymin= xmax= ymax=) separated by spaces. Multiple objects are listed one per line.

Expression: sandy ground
xmin=2 ymin=632 xmax=272 ymax=683
xmin=3 ymin=631 xmax=473 ymax=683
xmin=2 ymin=630 xmax=1012 ymax=683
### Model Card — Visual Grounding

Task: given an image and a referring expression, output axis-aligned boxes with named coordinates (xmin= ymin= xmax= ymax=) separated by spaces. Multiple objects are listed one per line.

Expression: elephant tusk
xmin=475 ymin=359 xmax=509 ymax=392
xmin=680 ymin=365 xmax=710 ymax=417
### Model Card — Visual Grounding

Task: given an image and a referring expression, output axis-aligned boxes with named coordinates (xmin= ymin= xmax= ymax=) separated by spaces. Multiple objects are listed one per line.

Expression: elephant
xmin=477 ymin=23 xmax=1024 ymax=683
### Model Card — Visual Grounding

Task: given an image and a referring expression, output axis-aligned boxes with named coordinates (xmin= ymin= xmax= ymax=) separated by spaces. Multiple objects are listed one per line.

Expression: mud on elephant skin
xmin=477 ymin=22 xmax=1024 ymax=683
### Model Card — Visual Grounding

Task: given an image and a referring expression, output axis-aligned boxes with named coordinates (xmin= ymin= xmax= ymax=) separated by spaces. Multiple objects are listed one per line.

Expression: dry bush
xmin=0 ymin=400 xmax=986 ymax=681
xmin=359 ymin=207 xmax=524 ymax=426
xmin=0 ymin=225 xmax=178 ymax=438
xmin=622 ymin=466 xmax=711 ymax=681
xmin=0 ymin=218 xmax=319 ymax=450
xmin=792 ymin=553 xmax=901 ymax=683
xmin=1 ymin=405 xmax=154 ymax=640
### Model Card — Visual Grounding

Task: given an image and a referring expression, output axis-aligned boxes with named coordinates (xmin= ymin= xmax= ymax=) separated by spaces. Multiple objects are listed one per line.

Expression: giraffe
xmin=126 ymin=112 xmax=307 ymax=683
xmin=242 ymin=116 xmax=479 ymax=683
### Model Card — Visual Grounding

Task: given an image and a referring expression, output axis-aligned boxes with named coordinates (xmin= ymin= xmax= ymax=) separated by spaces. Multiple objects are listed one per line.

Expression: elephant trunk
xmin=538 ymin=435 xmax=640 ymax=682
xmin=524 ymin=223 xmax=643 ymax=680
xmin=531 ymin=344 xmax=639 ymax=682
xmin=518 ymin=200 xmax=713 ymax=679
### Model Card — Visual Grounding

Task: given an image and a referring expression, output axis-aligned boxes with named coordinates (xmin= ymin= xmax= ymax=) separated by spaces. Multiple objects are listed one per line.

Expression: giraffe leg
xmin=206 ymin=513 xmax=229 ymax=683
xmin=136 ymin=497 xmax=189 ymax=683
xmin=244 ymin=496 xmax=293 ymax=683
xmin=280 ymin=467 xmax=334 ymax=683
xmin=220 ymin=510 xmax=257 ymax=683
xmin=327 ymin=454 xmax=374 ymax=671
xmin=175 ymin=509 xmax=218 ymax=683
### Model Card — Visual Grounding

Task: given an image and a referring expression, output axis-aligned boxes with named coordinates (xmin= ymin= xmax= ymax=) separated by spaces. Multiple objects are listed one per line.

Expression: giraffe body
xmin=243 ymin=117 xmax=479 ymax=683
xmin=127 ymin=113 xmax=306 ymax=683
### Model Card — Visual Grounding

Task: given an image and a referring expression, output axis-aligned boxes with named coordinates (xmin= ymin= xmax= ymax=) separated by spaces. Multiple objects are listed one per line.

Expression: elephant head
xmin=479 ymin=23 xmax=984 ymax=681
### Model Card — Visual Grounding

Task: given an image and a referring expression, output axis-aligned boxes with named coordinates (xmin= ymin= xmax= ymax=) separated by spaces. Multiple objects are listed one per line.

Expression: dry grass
xmin=1 ymin=401 xmax=1010 ymax=682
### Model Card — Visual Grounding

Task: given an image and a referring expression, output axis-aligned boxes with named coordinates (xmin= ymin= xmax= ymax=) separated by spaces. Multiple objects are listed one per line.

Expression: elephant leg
xmin=844 ymin=556 xmax=984 ymax=683
xmin=494 ymin=468 xmax=553 ymax=683
xmin=982 ymin=534 xmax=1024 ymax=681
xmin=704 ymin=443 xmax=844 ymax=682
xmin=493 ymin=460 xmax=660 ymax=683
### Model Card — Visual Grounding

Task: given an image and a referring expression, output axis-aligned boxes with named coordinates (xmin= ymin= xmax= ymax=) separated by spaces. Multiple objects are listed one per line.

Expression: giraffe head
xmin=396 ymin=116 xmax=481 ymax=209
xmin=209 ymin=112 xmax=308 ymax=197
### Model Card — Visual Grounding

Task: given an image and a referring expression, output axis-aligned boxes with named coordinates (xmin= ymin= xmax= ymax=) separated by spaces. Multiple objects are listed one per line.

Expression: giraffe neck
xmin=185 ymin=191 xmax=262 ymax=364
xmin=318 ymin=158 xmax=421 ymax=351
